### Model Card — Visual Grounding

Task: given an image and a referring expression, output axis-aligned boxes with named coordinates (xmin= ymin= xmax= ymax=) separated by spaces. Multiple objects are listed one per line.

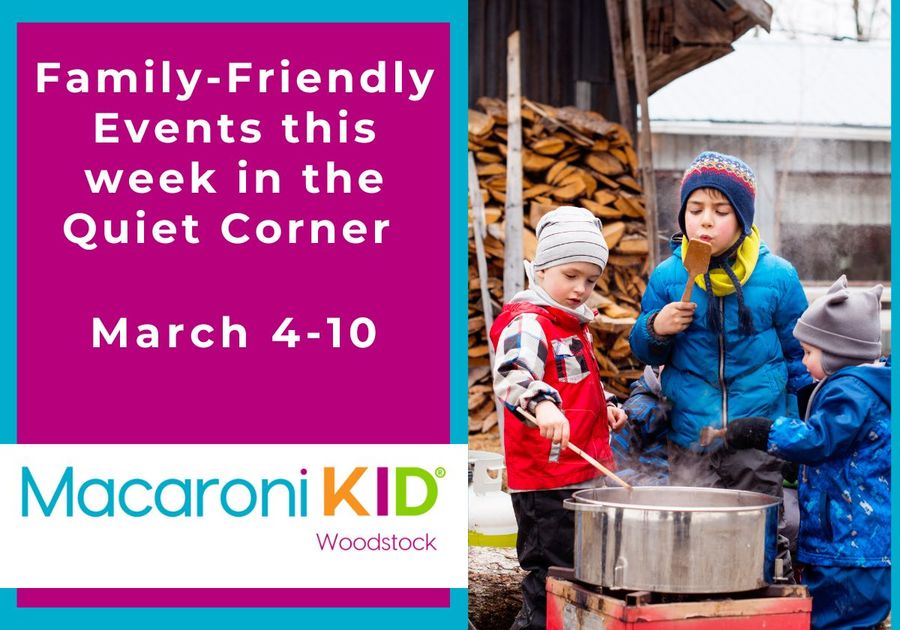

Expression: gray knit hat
xmin=793 ymin=275 xmax=883 ymax=375
xmin=532 ymin=206 xmax=609 ymax=272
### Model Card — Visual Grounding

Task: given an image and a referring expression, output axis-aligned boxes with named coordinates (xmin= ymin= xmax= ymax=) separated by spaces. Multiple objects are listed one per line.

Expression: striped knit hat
xmin=679 ymin=151 xmax=756 ymax=236
xmin=533 ymin=206 xmax=609 ymax=272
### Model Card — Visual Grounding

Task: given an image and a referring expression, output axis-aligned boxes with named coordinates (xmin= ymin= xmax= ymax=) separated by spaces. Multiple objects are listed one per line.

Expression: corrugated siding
xmin=653 ymin=134 xmax=891 ymax=174
xmin=652 ymin=133 xmax=891 ymax=227
xmin=469 ymin=0 xmax=626 ymax=122
xmin=780 ymin=173 xmax=890 ymax=225
xmin=651 ymin=132 xmax=891 ymax=282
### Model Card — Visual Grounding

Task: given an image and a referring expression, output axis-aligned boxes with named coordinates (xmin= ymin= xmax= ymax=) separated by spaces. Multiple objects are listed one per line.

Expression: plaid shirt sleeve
xmin=492 ymin=313 xmax=562 ymax=419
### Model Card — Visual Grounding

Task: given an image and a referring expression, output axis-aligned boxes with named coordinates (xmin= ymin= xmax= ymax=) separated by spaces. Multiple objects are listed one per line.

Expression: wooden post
xmin=468 ymin=152 xmax=506 ymax=445
xmin=504 ymin=30 xmax=524 ymax=301
xmin=605 ymin=0 xmax=634 ymax=137
xmin=626 ymin=0 xmax=659 ymax=271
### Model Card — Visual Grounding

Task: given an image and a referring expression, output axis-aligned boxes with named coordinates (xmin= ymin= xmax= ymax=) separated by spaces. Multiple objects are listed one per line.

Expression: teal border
xmin=0 ymin=590 xmax=469 ymax=629
xmin=891 ymin=8 xmax=897 ymax=615
xmin=2 ymin=1 xmax=468 ymax=627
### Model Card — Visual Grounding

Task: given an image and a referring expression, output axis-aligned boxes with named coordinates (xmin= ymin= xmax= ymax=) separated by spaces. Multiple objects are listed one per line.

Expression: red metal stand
xmin=546 ymin=570 xmax=811 ymax=629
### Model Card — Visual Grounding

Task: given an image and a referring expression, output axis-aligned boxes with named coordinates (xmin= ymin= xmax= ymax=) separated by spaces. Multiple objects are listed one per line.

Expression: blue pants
xmin=804 ymin=565 xmax=890 ymax=630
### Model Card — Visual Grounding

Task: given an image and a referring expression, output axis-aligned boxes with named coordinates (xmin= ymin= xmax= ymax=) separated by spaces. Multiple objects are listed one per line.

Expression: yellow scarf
xmin=680 ymin=225 xmax=761 ymax=297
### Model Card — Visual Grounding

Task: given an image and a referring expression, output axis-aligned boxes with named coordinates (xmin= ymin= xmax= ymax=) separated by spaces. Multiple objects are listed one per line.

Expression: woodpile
xmin=468 ymin=97 xmax=649 ymax=434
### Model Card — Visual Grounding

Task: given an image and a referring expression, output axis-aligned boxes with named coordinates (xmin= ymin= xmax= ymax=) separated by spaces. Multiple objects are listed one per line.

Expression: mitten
xmin=726 ymin=416 xmax=773 ymax=451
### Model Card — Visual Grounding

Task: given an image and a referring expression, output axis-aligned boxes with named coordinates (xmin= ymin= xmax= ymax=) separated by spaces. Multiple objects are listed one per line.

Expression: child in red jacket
xmin=490 ymin=206 xmax=626 ymax=630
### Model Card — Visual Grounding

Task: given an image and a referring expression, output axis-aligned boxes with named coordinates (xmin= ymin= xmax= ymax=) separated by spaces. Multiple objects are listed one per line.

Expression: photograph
xmin=466 ymin=2 xmax=891 ymax=629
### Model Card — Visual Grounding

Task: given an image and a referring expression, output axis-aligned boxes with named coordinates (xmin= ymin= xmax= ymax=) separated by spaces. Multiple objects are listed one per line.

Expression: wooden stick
xmin=468 ymin=152 xmax=495 ymax=355
xmin=504 ymin=31 xmax=524 ymax=302
xmin=605 ymin=0 xmax=634 ymax=136
xmin=517 ymin=407 xmax=632 ymax=489
xmin=566 ymin=442 xmax=632 ymax=490
xmin=468 ymin=152 xmax=505 ymax=444
xmin=626 ymin=0 xmax=660 ymax=272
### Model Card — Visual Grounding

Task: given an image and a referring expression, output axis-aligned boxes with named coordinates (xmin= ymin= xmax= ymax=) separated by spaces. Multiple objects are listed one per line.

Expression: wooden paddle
xmin=699 ymin=426 xmax=726 ymax=447
xmin=681 ymin=239 xmax=713 ymax=302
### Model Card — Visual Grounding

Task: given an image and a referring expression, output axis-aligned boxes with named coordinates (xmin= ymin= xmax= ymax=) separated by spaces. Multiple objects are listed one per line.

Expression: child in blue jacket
xmin=629 ymin=151 xmax=812 ymax=576
xmin=727 ymin=276 xmax=890 ymax=630
xmin=629 ymin=151 xmax=811 ymax=479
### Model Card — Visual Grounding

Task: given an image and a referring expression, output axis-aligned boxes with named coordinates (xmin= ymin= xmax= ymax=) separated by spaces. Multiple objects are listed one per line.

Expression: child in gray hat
xmin=490 ymin=206 xmax=626 ymax=630
xmin=727 ymin=275 xmax=890 ymax=630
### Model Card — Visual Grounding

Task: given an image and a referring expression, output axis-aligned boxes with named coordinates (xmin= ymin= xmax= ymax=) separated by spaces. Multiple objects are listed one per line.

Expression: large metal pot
xmin=565 ymin=486 xmax=780 ymax=593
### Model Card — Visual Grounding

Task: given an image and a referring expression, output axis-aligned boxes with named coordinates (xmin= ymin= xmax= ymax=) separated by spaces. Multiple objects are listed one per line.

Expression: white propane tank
xmin=468 ymin=450 xmax=517 ymax=547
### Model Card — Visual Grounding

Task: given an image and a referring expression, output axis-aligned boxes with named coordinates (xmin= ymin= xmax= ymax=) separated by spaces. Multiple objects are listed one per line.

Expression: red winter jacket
xmin=490 ymin=301 xmax=614 ymax=490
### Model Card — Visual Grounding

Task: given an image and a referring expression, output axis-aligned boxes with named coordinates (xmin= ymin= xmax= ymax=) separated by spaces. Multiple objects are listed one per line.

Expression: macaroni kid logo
xmin=20 ymin=465 xmax=447 ymax=518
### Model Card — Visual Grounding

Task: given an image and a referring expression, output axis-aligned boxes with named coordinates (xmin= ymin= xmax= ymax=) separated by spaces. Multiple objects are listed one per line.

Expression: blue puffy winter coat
xmin=630 ymin=239 xmax=811 ymax=448
xmin=614 ymin=366 xmax=670 ymax=486
xmin=768 ymin=358 xmax=891 ymax=568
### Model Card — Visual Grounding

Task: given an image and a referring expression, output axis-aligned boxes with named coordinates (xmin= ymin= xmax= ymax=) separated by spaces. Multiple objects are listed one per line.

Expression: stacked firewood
xmin=468 ymin=97 xmax=649 ymax=434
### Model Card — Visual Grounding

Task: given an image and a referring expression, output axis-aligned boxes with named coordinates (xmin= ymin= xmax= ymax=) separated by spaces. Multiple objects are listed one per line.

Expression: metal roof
xmin=648 ymin=37 xmax=890 ymax=136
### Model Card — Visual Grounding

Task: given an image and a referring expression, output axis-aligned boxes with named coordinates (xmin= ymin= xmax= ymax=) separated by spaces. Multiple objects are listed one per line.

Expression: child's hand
xmin=653 ymin=302 xmax=697 ymax=335
xmin=534 ymin=400 xmax=570 ymax=448
xmin=607 ymin=405 xmax=628 ymax=432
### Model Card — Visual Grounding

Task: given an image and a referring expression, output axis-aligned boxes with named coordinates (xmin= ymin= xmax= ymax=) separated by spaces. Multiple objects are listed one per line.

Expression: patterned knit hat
xmin=793 ymin=275 xmax=883 ymax=375
xmin=679 ymin=151 xmax=756 ymax=236
xmin=533 ymin=206 xmax=609 ymax=272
